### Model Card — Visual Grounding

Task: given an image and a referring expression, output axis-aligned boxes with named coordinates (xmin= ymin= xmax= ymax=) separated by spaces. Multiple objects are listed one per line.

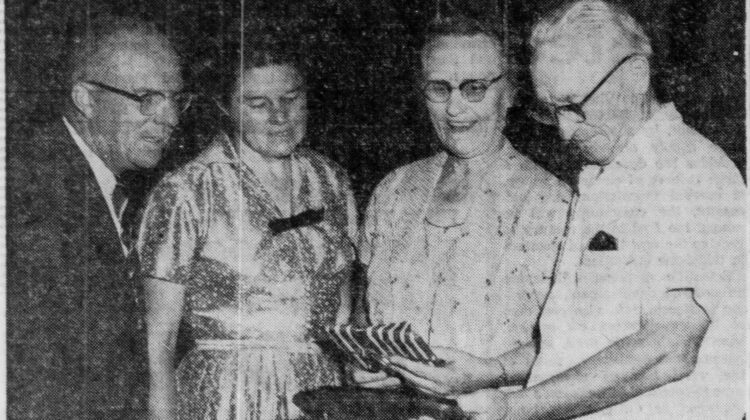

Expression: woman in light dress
xmin=139 ymin=28 xmax=357 ymax=420
xmin=357 ymin=15 xmax=571 ymax=395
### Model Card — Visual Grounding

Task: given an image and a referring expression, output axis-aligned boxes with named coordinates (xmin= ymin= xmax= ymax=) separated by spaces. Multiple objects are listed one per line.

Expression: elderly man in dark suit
xmin=7 ymin=15 xmax=189 ymax=419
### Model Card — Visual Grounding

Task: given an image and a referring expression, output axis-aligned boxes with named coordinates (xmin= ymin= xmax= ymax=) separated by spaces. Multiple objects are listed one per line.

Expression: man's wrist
xmin=457 ymin=388 xmax=512 ymax=420
xmin=503 ymin=388 xmax=540 ymax=420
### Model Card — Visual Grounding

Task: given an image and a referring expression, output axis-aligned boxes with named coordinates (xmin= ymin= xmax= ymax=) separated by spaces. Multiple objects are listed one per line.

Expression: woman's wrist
xmin=453 ymin=356 xmax=509 ymax=394
xmin=483 ymin=357 xmax=509 ymax=388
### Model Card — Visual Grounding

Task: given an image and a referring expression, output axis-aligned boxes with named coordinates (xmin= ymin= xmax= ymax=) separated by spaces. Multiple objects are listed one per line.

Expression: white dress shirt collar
xmin=62 ymin=117 xmax=127 ymax=253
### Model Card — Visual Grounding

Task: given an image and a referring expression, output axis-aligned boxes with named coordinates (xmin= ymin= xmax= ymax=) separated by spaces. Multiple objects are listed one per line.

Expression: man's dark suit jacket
xmin=7 ymin=119 xmax=148 ymax=419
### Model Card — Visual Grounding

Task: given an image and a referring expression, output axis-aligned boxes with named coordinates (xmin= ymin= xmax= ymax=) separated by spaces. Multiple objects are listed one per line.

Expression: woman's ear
xmin=71 ymin=82 xmax=95 ymax=118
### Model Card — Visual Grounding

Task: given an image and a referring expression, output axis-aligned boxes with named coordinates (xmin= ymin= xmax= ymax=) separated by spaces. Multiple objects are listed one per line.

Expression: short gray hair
xmin=68 ymin=15 xmax=178 ymax=86
xmin=529 ymin=0 xmax=652 ymax=59
xmin=421 ymin=14 xmax=517 ymax=86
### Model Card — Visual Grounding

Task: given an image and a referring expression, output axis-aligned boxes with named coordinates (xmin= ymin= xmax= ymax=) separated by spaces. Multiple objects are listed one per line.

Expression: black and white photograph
xmin=5 ymin=0 xmax=746 ymax=419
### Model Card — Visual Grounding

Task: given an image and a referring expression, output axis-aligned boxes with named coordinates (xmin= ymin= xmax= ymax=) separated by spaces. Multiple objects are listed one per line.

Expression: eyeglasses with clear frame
xmin=85 ymin=81 xmax=194 ymax=116
xmin=529 ymin=54 xmax=638 ymax=126
xmin=421 ymin=73 xmax=506 ymax=103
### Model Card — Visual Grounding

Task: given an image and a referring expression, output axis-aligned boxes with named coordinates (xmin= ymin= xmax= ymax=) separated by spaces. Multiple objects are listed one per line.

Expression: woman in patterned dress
xmin=139 ymin=30 xmax=357 ymax=420
xmin=356 ymin=16 xmax=571 ymax=395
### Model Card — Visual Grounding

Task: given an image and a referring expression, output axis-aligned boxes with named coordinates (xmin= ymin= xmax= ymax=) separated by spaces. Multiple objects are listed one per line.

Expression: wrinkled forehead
xmin=421 ymin=35 xmax=505 ymax=79
xmin=531 ymin=41 xmax=615 ymax=102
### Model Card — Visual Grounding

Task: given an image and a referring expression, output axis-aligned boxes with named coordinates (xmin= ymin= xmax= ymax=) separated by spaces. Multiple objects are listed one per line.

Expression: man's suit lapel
xmin=56 ymin=122 xmax=145 ymax=417
xmin=58 ymin=127 xmax=126 ymax=264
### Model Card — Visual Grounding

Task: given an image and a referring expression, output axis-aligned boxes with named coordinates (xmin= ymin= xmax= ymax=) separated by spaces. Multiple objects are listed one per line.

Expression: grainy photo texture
xmin=5 ymin=0 xmax=746 ymax=419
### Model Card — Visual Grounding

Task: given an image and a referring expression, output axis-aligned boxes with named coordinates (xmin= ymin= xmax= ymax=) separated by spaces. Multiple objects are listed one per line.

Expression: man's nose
xmin=446 ymin=89 xmax=468 ymax=117
xmin=153 ymin=99 xmax=179 ymax=128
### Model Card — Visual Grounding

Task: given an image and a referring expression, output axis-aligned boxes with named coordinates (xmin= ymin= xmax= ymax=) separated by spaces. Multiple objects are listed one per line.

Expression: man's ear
xmin=71 ymin=82 xmax=95 ymax=118
xmin=626 ymin=56 xmax=651 ymax=95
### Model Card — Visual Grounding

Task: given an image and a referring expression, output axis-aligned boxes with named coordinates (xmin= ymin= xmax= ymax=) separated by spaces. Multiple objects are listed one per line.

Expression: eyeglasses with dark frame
xmin=530 ymin=54 xmax=639 ymax=126
xmin=421 ymin=73 xmax=506 ymax=103
xmin=85 ymin=81 xmax=194 ymax=116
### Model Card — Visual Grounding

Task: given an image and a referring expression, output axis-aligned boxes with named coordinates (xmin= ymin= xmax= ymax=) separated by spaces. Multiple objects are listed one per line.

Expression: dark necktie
xmin=113 ymin=181 xmax=138 ymax=253
xmin=112 ymin=183 xmax=128 ymax=220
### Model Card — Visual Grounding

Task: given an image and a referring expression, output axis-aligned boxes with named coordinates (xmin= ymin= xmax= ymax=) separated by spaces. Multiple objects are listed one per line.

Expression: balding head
xmin=66 ymin=15 xmax=183 ymax=175
xmin=69 ymin=16 xmax=179 ymax=87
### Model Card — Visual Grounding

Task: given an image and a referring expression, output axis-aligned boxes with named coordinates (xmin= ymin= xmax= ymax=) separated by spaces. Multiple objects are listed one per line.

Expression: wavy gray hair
xmin=529 ymin=0 xmax=652 ymax=61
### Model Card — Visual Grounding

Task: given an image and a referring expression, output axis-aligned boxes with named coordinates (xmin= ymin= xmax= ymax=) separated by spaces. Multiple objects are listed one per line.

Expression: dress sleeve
xmin=359 ymin=181 xmax=384 ymax=267
xmin=359 ymin=170 xmax=403 ymax=267
xmin=136 ymin=171 xmax=205 ymax=284
xmin=345 ymin=186 xmax=359 ymax=245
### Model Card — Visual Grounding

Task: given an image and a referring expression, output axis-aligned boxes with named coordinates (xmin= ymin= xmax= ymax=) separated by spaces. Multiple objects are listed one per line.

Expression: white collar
xmin=612 ymin=102 xmax=682 ymax=171
xmin=63 ymin=117 xmax=127 ymax=254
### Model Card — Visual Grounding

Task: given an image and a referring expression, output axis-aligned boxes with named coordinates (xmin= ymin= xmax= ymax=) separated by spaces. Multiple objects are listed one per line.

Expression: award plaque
xmin=326 ymin=322 xmax=445 ymax=372
xmin=293 ymin=386 xmax=469 ymax=420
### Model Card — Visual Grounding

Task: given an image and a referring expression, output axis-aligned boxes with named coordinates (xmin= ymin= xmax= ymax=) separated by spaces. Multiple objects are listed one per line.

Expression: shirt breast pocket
xmin=577 ymin=249 xmax=629 ymax=285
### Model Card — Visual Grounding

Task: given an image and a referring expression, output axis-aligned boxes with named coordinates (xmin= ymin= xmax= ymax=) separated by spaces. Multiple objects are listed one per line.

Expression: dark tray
xmin=293 ymin=386 xmax=469 ymax=420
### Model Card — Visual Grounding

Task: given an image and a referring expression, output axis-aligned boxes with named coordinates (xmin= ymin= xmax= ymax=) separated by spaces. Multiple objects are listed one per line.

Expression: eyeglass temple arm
xmin=85 ymin=81 xmax=143 ymax=102
xmin=489 ymin=73 xmax=505 ymax=84
xmin=579 ymin=54 xmax=636 ymax=106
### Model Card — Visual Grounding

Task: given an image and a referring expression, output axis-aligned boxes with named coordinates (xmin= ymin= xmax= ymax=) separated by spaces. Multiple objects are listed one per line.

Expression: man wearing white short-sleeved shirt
xmin=455 ymin=1 xmax=746 ymax=419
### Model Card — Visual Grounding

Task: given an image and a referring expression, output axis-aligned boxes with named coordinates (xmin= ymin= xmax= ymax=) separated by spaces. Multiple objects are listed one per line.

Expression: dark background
xmin=6 ymin=0 xmax=746 ymax=211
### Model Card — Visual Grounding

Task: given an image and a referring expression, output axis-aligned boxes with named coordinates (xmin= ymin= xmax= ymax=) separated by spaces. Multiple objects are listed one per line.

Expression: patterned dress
xmin=361 ymin=143 xmax=571 ymax=362
xmin=137 ymin=136 xmax=357 ymax=420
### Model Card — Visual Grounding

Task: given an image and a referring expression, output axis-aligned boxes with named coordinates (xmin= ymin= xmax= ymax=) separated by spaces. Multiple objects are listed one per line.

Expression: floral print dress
xmin=137 ymin=136 xmax=357 ymax=420
xmin=361 ymin=144 xmax=571 ymax=361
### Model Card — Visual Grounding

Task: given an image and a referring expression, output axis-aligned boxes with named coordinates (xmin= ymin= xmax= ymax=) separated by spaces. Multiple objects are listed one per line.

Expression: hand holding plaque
xmin=299 ymin=323 xmax=467 ymax=419
xmin=386 ymin=347 xmax=505 ymax=397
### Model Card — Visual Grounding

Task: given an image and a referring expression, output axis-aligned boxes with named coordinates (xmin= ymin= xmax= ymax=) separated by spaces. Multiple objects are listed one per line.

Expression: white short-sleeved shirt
xmin=528 ymin=104 xmax=746 ymax=419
